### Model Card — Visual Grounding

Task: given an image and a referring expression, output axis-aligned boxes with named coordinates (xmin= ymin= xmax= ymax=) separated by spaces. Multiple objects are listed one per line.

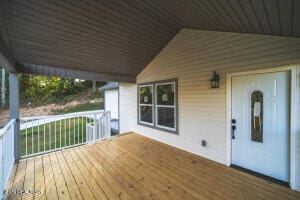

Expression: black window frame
xmin=137 ymin=79 xmax=178 ymax=134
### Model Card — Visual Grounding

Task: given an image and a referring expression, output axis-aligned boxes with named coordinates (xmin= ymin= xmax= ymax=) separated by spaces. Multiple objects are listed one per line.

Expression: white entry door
xmin=231 ymin=71 xmax=290 ymax=182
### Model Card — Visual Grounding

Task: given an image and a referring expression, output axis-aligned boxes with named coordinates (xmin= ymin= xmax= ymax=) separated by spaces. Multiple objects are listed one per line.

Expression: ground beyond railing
xmin=20 ymin=110 xmax=111 ymax=158
xmin=0 ymin=119 xmax=16 ymax=200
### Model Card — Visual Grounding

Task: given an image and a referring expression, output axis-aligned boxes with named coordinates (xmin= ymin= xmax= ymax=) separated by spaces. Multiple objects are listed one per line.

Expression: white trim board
xmin=225 ymin=65 xmax=298 ymax=190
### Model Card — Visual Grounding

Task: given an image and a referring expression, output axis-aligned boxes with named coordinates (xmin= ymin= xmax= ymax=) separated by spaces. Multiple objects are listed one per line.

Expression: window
xmin=138 ymin=80 xmax=177 ymax=134
xmin=138 ymin=85 xmax=153 ymax=125
xmin=251 ymin=91 xmax=263 ymax=142
xmin=155 ymin=82 xmax=176 ymax=131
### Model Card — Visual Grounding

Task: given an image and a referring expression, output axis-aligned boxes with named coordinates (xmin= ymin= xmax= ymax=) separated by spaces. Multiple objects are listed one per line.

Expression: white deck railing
xmin=0 ymin=119 xmax=16 ymax=200
xmin=20 ymin=110 xmax=111 ymax=158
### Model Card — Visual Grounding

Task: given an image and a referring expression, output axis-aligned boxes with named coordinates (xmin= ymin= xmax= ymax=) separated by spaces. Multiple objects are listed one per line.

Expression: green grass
xmin=20 ymin=117 xmax=91 ymax=157
xmin=62 ymin=102 xmax=104 ymax=114
xmin=19 ymin=102 xmax=116 ymax=157
xmin=20 ymin=115 xmax=118 ymax=157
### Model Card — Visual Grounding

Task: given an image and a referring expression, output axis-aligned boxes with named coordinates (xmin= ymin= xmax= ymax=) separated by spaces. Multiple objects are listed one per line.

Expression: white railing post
xmin=93 ymin=114 xmax=97 ymax=144
xmin=0 ymin=135 xmax=3 ymax=200
xmin=0 ymin=120 xmax=16 ymax=200
xmin=9 ymin=73 xmax=19 ymax=160
xmin=107 ymin=112 xmax=111 ymax=139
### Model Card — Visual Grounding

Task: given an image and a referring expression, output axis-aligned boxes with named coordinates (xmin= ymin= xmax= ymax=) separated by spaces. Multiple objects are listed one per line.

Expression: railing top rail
xmin=20 ymin=110 xmax=109 ymax=121
xmin=0 ymin=119 xmax=16 ymax=138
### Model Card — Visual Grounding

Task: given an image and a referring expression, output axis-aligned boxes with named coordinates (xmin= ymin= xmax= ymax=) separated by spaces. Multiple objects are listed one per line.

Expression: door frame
xmin=225 ymin=65 xmax=298 ymax=189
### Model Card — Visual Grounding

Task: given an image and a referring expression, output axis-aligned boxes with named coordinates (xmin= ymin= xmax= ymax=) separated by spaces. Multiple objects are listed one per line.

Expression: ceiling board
xmin=1 ymin=0 xmax=299 ymax=81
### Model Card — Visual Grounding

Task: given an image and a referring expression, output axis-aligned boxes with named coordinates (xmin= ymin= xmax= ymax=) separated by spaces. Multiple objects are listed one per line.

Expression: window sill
xmin=137 ymin=122 xmax=179 ymax=135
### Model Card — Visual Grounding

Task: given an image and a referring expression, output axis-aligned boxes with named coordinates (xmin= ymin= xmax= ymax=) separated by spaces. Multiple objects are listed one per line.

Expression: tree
xmin=18 ymin=74 xmax=104 ymax=106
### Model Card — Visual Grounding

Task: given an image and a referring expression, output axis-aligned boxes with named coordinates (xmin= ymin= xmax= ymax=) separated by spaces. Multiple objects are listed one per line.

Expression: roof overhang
xmin=18 ymin=63 xmax=136 ymax=83
xmin=0 ymin=2 xmax=16 ymax=73
xmin=1 ymin=0 xmax=299 ymax=82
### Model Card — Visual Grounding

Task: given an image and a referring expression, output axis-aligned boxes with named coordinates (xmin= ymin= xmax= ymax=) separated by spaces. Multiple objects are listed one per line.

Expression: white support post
xmin=1 ymin=68 xmax=5 ymax=107
xmin=92 ymin=80 xmax=96 ymax=92
xmin=9 ymin=73 xmax=19 ymax=160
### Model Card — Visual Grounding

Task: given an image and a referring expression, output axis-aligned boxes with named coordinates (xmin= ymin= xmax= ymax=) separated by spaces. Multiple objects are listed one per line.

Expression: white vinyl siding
xmin=104 ymin=89 xmax=118 ymax=119
xmin=119 ymin=83 xmax=137 ymax=134
xmin=119 ymin=29 xmax=300 ymax=189
xmin=296 ymin=67 xmax=300 ymax=189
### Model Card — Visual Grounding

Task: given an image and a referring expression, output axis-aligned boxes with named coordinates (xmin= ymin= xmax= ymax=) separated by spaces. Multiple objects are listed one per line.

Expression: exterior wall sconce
xmin=210 ymin=71 xmax=220 ymax=88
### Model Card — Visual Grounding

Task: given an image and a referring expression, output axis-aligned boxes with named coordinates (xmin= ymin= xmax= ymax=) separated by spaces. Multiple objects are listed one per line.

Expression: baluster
xmin=49 ymin=119 xmax=51 ymax=150
xmin=55 ymin=118 xmax=57 ymax=149
xmin=25 ymin=119 xmax=28 ymax=156
xmin=38 ymin=120 xmax=40 ymax=153
xmin=85 ymin=116 xmax=88 ymax=143
xmin=69 ymin=118 xmax=71 ymax=145
xmin=101 ymin=114 xmax=103 ymax=139
xmin=44 ymin=119 xmax=46 ymax=152
xmin=93 ymin=114 xmax=96 ymax=143
xmin=102 ymin=114 xmax=105 ymax=138
xmin=64 ymin=118 xmax=66 ymax=147
xmin=74 ymin=117 xmax=75 ymax=144
xmin=32 ymin=119 xmax=34 ymax=154
xmin=107 ymin=112 xmax=111 ymax=139
xmin=81 ymin=116 xmax=83 ymax=143
xmin=60 ymin=119 xmax=62 ymax=148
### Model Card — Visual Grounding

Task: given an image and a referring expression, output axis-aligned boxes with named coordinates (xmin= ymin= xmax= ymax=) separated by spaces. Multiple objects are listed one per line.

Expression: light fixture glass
xmin=210 ymin=71 xmax=220 ymax=88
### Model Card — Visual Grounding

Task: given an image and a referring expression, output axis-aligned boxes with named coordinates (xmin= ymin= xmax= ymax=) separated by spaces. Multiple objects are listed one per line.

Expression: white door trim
xmin=225 ymin=65 xmax=298 ymax=190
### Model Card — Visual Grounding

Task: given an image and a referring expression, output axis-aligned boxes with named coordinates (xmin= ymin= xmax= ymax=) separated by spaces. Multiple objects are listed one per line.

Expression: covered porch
xmin=1 ymin=0 xmax=300 ymax=198
xmin=5 ymin=133 xmax=300 ymax=200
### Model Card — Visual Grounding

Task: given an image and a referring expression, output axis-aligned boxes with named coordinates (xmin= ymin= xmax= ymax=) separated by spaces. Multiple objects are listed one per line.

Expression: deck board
xmin=33 ymin=156 xmax=46 ymax=200
xmin=48 ymin=152 xmax=71 ymax=199
xmin=42 ymin=154 xmax=58 ymax=200
xmin=6 ymin=133 xmax=300 ymax=200
xmin=55 ymin=151 xmax=83 ymax=200
xmin=22 ymin=158 xmax=34 ymax=200
xmin=61 ymin=150 xmax=96 ymax=199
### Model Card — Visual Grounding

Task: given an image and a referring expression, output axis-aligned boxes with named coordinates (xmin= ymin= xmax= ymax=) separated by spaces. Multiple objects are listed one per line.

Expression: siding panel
xmin=104 ymin=90 xmax=119 ymax=119
xmin=119 ymin=29 xmax=300 ymax=189
xmin=119 ymin=83 xmax=137 ymax=134
xmin=296 ymin=66 xmax=300 ymax=189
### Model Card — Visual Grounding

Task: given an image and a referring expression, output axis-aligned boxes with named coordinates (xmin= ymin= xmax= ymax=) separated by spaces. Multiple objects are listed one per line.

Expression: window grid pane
xmin=139 ymin=85 xmax=153 ymax=105
xmin=140 ymin=105 xmax=153 ymax=124
xmin=156 ymin=83 xmax=175 ymax=106
xmin=156 ymin=107 xmax=175 ymax=129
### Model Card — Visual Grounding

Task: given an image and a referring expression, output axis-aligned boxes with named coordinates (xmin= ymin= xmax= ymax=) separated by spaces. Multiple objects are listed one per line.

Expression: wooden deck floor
xmin=5 ymin=133 xmax=300 ymax=200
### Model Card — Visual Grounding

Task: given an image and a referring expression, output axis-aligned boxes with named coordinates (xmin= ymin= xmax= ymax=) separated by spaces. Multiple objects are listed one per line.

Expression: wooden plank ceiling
xmin=1 ymin=0 xmax=299 ymax=82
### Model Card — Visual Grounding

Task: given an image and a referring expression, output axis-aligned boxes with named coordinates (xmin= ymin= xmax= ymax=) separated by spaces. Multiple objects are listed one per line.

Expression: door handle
xmin=231 ymin=119 xmax=236 ymax=139
xmin=232 ymin=125 xmax=236 ymax=139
